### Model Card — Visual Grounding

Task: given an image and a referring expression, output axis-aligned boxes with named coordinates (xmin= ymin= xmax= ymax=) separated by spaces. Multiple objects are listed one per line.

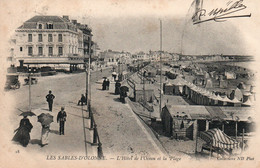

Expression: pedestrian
xmin=41 ymin=123 xmax=50 ymax=147
xmin=57 ymin=107 xmax=67 ymax=135
xmin=78 ymin=94 xmax=86 ymax=106
xmin=106 ymin=79 xmax=110 ymax=90
xmin=115 ymin=80 xmax=121 ymax=95
xmin=102 ymin=78 xmax=106 ymax=90
xmin=46 ymin=90 xmax=55 ymax=111
xmin=12 ymin=116 xmax=33 ymax=147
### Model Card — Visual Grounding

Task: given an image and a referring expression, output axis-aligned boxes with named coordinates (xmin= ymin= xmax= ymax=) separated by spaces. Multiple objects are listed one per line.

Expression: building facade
xmin=10 ymin=15 xmax=93 ymax=71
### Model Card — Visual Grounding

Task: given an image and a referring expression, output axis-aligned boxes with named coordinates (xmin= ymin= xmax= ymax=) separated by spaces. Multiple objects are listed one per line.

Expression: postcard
xmin=0 ymin=0 xmax=259 ymax=168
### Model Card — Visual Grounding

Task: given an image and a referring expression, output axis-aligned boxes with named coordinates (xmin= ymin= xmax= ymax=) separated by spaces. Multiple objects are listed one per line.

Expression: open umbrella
xmin=19 ymin=111 xmax=36 ymax=117
xmin=112 ymin=72 xmax=117 ymax=75
xmin=38 ymin=113 xmax=53 ymax=125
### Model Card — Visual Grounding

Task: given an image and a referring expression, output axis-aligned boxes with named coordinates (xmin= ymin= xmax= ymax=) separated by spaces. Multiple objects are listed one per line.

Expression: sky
xmin=1 ymin=0 xmax=259 ymax=56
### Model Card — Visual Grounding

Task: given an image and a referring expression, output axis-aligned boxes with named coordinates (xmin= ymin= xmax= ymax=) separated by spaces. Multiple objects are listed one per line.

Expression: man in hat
xmin=57 ymin=107 xmax=67 ymax=135
xmin=46 ymin=90 xmax=55 ymax=111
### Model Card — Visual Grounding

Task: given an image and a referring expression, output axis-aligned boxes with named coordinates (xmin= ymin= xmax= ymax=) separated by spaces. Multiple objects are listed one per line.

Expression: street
xmin=6 ymin=68 xmax=174 ymax=158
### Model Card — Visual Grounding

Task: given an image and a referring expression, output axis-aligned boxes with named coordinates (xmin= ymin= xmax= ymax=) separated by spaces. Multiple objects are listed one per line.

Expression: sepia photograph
xmin=0 ymin=0 xmax=259 ymax=167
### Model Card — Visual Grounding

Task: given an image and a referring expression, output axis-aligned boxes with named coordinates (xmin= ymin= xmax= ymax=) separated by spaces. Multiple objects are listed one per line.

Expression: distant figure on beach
xmin=12 ymin=116 xmax=33 ymax=147
xmin=46 ymin=90 xmax=55 ymax=111
xmin=78 ymin=94 xmax=86 ymax=106
xmin=57 ymin=107 xmax=67 ymax=135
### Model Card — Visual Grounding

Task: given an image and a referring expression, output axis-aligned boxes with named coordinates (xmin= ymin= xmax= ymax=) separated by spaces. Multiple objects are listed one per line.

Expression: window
xmin=38 ymin=47 xmax=43 ymax=56
xmin=47 ymin=23 xmax=53 ymax=29
xmin=28 ymin=34 xmax=32 ymax=42
xmin=20 ymin=47 xmax=22 ymax=52
xmin=38 ymin=34 xmax=42 ymax=42
xmin=38 ymin=24 xmax=42 ymax=29
xmin=48 ymin=47 xmax=53 ymax=56
xmin=48 ymin=34 xmax=53 ymax=42
xmin=58 ymin=47 xmax=63 ymax=56
xmin=28 ymin=47 xmax=33 ymax=56
xmin=58 ymin=34 xmax=62 ymax=42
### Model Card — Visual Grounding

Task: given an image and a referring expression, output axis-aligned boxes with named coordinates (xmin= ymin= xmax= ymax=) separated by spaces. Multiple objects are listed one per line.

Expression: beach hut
xmin=171 ymin=77 xmax=186 ymax=95
xmin=230 ymin=97 xmax=242 ymax=107
xmin=161 ymin=105 xmax=211 ymax=140
xmin=164 ymin=82 xmax=174 ymax=95
xmin=242 ymin=99 xmax=254 ymax=107
xmin=222 ymin=95 xmax=232 ymax=106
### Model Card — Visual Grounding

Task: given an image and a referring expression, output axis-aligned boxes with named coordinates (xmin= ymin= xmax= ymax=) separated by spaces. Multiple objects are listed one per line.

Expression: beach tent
xmin=200 ymin=128 xmax=240 ymax=149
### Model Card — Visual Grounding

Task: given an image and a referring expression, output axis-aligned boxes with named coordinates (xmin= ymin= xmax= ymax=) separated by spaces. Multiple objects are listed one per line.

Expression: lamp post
xmin=27 ymin=65 xmax=32 ymax=112
xmin=159 ymin=19 xmax=162 ymax=116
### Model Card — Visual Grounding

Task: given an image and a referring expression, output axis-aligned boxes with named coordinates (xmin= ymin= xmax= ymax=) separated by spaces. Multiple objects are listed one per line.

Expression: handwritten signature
xmin=192 ymin=0 xmax=251 ymax=24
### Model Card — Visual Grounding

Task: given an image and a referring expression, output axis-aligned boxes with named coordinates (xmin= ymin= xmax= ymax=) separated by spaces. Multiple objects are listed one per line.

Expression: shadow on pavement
xmin=70 ymin=106 xmax=88 ymax=112
xmin=50 ymin=130 xmax=60 ymax=135
xmin=30 ymin=139 xmax=41 ymax=146
xmin=66 ymin=112 xmax=84 ymax=118
xmin=113 ymin=98 xmax=121 ymax=103
xmin=41 ymin=108 xmax=50 ymax=111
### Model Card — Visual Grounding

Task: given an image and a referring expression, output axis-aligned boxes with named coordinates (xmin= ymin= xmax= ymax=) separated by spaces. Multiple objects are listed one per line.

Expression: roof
xmin=164 ymin=105 xmax=254 ymax=121
xmin=135 ymin=84 xmax=154 ymax=91
xmin=17 ymin=15 xmax=78 ymax=31
xmin=25 ymin=15 xmax=66 ymax=23
xmin=220 ymin=106 xmax=255 ymax=121
xmin=164 ymin=105 xmax=211 ymax=120
xmin=170 ymin=77 xmax=186 ymax=86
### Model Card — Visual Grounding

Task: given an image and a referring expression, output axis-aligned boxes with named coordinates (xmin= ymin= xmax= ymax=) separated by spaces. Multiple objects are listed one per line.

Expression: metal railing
xmin=87 ymin=104 xmax=104 ymax=159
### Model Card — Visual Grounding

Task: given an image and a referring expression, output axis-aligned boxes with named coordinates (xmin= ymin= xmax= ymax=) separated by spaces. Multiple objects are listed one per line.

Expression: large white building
xmin=10 ymin=15 xmax=93 ymax=71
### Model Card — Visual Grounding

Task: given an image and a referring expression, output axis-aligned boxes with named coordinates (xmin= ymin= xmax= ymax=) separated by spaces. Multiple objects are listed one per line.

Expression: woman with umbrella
xmin=12 ymin=111 xmax=34 ymax=147
xmin=38 ymin=113 xmax=53 ymax=147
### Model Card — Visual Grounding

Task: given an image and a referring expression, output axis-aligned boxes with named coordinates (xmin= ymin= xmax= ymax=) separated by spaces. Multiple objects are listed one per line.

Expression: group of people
xmin=102 ymin=78 xmax=110 ymax=90
xmin=12 ymin=90 xmax=67 ymax=147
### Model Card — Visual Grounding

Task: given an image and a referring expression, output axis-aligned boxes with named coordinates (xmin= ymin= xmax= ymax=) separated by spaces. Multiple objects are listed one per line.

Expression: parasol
xmin=19 ymin=111 xmax=36 ymax=117
xmin=112 ymin=72 xmax=117 ymax=75
xmin=38 ymin=113 xmax=53 ymax=125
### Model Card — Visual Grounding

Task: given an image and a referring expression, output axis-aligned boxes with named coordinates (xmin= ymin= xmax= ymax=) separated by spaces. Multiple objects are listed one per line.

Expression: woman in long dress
xmin=41 ymin=123 xmax=50 ymax=147
xmin=12 ymin=116 xmax=33 ymax=147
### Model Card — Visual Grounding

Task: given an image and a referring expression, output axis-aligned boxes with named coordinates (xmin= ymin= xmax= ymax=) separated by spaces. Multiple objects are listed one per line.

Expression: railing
xmin=87 ymin=104 xmax=104 ymax=159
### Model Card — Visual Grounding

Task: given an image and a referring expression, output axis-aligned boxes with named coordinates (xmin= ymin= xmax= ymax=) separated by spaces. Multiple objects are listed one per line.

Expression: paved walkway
xmin=11 ymin=103 xmax=97 ymax=157
xmin=90 ymin=79 xmax=168 ymax=158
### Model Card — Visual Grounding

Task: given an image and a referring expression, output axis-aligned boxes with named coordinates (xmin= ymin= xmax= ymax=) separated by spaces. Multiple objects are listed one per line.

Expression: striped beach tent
xmin=200 ymin=128 xmax=240 ymax=149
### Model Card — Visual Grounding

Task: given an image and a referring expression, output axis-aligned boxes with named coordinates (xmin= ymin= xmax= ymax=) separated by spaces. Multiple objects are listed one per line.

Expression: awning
xmin=200 ymin=128 xmax=240 ymax=149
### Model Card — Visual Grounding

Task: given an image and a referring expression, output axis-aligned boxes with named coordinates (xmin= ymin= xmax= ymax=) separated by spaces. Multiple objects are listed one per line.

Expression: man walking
xmin=57 ymin=107 xmax=67 ymax=135
xmin=46 ymin=90 xmax=55 ymax=111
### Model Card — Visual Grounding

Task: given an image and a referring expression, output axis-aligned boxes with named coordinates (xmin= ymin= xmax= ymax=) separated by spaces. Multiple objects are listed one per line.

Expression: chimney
xmin=72 ymin=20 xmax=77 ymax=24
xmin=63 ymin=15 xmax=69 ymax=21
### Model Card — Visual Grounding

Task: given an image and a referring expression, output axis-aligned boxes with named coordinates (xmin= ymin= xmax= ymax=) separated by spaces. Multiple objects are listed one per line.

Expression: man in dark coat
xmin=57 ymin=107 xmax=67 ymax=135
xmin=102 ymin=78 xmax=106 ymax=90
xmin=46 ymin=90 xmax=55 ymax=111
